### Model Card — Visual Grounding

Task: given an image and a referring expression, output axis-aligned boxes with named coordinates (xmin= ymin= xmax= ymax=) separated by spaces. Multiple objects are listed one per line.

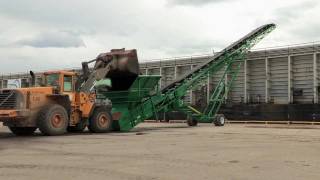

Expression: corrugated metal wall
xmin=247 ymin=59 xmax=266 ymax=103
xmin=139 ymin=43 xmax=320 ymax=106
xmin=292 ymin=54 xmax=313 ymax=104
xmin=269 ymin=57 xmax=288 ymax=104
xmin=1 ymin=43 xmax=320 ymax=107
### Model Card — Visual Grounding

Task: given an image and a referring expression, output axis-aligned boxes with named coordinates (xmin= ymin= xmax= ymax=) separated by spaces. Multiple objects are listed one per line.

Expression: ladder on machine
xmin=156 ymin=24 xmax=276 ymax=125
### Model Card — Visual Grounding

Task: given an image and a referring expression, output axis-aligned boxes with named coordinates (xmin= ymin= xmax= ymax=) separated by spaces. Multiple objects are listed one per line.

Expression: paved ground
xmin=0 ymin=123 xmax=320 ymax=180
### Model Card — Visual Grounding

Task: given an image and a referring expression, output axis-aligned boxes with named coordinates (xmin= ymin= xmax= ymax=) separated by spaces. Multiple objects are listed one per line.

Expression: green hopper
xmin=96 ymin=75 xmax=161 ymax=131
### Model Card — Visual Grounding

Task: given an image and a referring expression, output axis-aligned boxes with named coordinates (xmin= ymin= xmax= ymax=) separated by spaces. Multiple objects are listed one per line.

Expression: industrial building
xmin=1 ymin=42 xmax=320 ymax=121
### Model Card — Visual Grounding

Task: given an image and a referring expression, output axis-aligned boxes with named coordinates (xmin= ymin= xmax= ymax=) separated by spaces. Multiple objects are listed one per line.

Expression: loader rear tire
xmin=37 ymin=104 xmax=69 ymax=136
xmin=88 ymin=107 xmax=112 ymax=133
xmin=9 ymin=127 xmax=37 ymax=136
xmin=67 ymin=120 xmax=87 ymax=133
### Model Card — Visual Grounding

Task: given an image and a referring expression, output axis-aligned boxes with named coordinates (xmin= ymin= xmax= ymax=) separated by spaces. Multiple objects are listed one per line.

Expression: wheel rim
xmin=219 ymin=116 xmax=225 ymax=124
xmin=51 ymin=114 xmax=64 ymax=128
xmin=98 ymin=114 xmax=109 ymax=128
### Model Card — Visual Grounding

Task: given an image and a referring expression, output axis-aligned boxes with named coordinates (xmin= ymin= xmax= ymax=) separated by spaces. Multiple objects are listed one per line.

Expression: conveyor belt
xmin=161 ymin=24 xmax=276 ymax=93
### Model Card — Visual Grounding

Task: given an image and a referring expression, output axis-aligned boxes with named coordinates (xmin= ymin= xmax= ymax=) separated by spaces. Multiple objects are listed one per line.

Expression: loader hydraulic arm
xmin=79 ymin=57 xmax=113 ymax=93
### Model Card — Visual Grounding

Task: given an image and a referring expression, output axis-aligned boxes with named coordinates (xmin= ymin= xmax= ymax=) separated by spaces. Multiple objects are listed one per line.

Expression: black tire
xmin=67 ymin=120 xmax=87 ymax=133
xmin=187 ymin=116 xmax=198 ymax=126
xmin=88 ymin=107 xmax=113 ymax=133
xmin=112 ymin=121 xmax=121 ymax=132
xmin=9 ymin=127 xmax=37 ymax=136
xmin=37 ymin=104 xmax=69 ymax=136
xmin=214 ymin=114 xmax=225 ymax=126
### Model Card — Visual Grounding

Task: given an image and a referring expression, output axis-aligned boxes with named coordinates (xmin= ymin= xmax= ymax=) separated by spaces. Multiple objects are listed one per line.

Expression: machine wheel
xmin=67 ymin=120 xmax=87 ymax=133
xmin=37 ymin=104 xmax=69 ymax=136
xmin=214 ymin=114 xmax=225 ymax=126
xmin=88 ymin=107 xmax=113 ymax=133
xmin=112 ymin=121 xmax=121 ymax=132
xmin=9 ymin=127 xmax=37 ymax=136
xmin=187 ymin=116 xmax=198 ymax=127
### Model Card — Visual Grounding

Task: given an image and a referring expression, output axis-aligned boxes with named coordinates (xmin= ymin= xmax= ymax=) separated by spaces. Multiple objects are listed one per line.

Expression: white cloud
xmin=15 ymin=31 xmax=85 ymax=48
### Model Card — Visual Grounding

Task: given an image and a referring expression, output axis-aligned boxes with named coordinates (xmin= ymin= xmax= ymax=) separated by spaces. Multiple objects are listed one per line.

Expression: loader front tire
xmin=37 ymin=104 xmax=69 ymax=136
xmin=88 ymin=107 xmax=112 ymax=133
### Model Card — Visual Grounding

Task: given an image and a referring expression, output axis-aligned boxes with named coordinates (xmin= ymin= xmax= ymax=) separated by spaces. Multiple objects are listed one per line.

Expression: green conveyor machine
xmin=96 ymin=24 xmax=276 ymax=131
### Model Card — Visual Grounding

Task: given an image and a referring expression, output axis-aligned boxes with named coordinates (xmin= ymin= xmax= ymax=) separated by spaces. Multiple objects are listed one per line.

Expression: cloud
xmin=15 ymin=31 xmax=85 ymax=48
xmin=287 ymin=22 xmax=320 ymax=42
xmin=0 ymin=0 xmax=320 ymax=74
xmin=0 ymin=1 xmax=143 ymax=36
xmin=258 ymin=0 xmax=320 ymax=44
xmin=167 ymin=0 xmax=231 ymax=6
xmin=160 ymin=38 xmax=225 ymax=55
xmin=273 ymin=1 xmax=318 ymax=24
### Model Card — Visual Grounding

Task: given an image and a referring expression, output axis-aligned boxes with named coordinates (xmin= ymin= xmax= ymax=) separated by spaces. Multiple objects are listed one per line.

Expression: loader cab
xmin=44 ymin=71 xmax=77 ymax=94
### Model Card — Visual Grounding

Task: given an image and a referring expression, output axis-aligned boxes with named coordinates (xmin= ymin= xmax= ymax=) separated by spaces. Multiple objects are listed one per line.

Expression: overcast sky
xmin=0 ymin=0 xmax=319 ymax=73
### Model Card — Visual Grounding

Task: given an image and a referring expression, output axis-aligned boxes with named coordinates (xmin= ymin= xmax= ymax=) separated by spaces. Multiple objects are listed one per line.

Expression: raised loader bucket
xmin=95 ymin=48 xmax=140 ymax=91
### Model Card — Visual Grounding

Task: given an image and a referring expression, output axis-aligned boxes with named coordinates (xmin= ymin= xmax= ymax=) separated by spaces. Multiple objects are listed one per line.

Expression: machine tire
xmin=37 ymin=104 xmax=69 ymax=136
xmin=9 ymin=127 xmax=37 ymax=136
xmin=187 ymin=116 xmax=198 ymax=127
xmin=88 ymin=107 xmax=113 ymax=133
xmin=112 ymin=121 xmax=121 ymax=132
xmin=67 ymin=120 xmax=87 ymax=133
xmin=214 ymin=114 xmax=225 ymax=126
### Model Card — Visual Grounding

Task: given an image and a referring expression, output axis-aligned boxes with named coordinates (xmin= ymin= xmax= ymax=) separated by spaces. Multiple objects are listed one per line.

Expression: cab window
xmin=46 ymin=74 xmax=59 ymax=87
xmin=64 ymin=76 xmax=72 ymax=91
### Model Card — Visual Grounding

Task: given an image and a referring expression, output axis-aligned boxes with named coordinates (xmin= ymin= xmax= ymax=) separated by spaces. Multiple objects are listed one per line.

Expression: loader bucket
xmin=95 ymin=49 xmax=140 ymax=91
